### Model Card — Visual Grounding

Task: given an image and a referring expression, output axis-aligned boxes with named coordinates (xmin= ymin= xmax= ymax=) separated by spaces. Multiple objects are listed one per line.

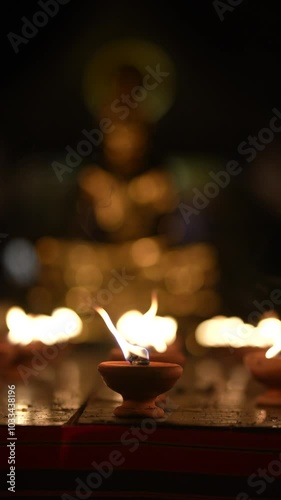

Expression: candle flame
xmin=95 ymin=306 xmax=149 ymax=364
xmin=116 ymin=291 xmax=177 ymax=353
xmin=143 ymin=290 xmax=158 ymax=319
xmin=6 ymin=306 xmax=82 ymax=345
xmin=195 ymin=316 xmax=281 ymax=349
xmin=265 ymin=344 xmax=281 ymax=359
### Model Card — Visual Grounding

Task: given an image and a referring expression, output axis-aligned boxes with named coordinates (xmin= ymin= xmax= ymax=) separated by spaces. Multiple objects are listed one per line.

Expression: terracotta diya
xmin=6 ymin=306 xmax=82 ymax=364
xmin=244 ymin=346 xmax=281 ymax=406
xmin=109 ymin=343 xmax=186 ymax=409
xmin=98 ymin=360 xmax=182 ymax=418
xmin=96 ymin=306 xmax=183 ymax=418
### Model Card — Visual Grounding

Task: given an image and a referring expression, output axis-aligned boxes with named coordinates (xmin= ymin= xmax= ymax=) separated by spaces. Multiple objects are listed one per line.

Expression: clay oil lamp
xmin=195 ymin=315 xmax=280 ymax=359
xmin=96 ymin=306 xmax=183 ymax=418
xmin=6 ymin=306 xmax=82 ymax=363
xmin=244 ymin=336 xmax=281 ymax=406
xmin=109 ymin=292 xmax=186 ymax=367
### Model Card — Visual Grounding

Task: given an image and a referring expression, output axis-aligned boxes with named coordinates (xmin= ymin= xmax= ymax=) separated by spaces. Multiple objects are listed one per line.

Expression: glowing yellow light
xmin=6 ymin=307 xmax=83 ymax=346
xmin=95 ymin=306 xmax=148 ymax=361
xmin=116 ymin=292 xmax=177 ymax=353
xmin=195 ymin=316 xmax=281 ymax=349
xmin=265 ymin=344 xmax=281 ymax=359
xmin=131 ymin=238 xmax=161 ymax=267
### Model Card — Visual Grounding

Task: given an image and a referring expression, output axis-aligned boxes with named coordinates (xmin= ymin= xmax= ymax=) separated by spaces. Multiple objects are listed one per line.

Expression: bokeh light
xmin=3 ymin=238 xmax=39 ymax=286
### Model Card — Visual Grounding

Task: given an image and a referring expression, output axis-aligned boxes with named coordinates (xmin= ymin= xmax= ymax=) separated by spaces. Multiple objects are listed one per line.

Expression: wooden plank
xmin=0 ymin=346 xmax=103 ymax=426
xmin=1 ymin=346 xmax=281 ymax=428
xmin=79 ymin=359 xmax=281 ymax=427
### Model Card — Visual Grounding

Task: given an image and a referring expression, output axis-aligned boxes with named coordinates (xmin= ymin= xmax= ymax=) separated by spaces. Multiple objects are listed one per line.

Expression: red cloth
xmin=1 ymin=425 xmax=281 ymax=499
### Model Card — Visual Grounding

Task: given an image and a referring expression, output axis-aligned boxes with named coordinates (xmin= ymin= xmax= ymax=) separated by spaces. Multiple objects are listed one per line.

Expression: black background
xmin=1 ymin=0 xmax=281 ymax=316
xmin=2 ymin=0 xmax=281 ymax=154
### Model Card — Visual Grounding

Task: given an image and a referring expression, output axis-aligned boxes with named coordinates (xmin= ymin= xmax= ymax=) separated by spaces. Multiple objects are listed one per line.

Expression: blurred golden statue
xmin=78 ymin=39 xmax=177 ymax=242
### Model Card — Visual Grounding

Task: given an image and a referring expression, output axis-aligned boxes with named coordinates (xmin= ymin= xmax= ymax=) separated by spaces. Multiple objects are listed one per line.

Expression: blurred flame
xmin=195 ymin=316 xmax=281 ymax=350
xmin=265 ymin=344 xmax=281 ymax=359
xmin=143 ymin=291 xmax=158 ymax=318
xmin=116 ymin=292 xmax=177 ymax=353
xmin=6 ymin=307 xmax=82 ymax=345
xmin=262 ymin=319 xmax=281 ymax=358
xmin=95 ymin=306 xmax=149 ymax=362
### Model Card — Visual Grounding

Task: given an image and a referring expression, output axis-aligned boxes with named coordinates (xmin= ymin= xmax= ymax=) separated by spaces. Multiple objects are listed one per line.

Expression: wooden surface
xmin=2 ymin=346 xmax=281 ymax=499
xmin=1 ymin=345 xmax=281 ymax=429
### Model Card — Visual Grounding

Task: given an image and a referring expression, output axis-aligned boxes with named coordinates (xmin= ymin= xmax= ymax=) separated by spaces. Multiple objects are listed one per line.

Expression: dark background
xmin=2 ymin=0 xmax=281 ymax=153
xmin=1 ymin=0 xmax=281 ymax=317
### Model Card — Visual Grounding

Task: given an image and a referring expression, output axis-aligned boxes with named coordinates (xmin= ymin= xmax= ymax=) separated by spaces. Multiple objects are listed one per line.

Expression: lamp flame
xmin=6 ymin=306 xmax=82 ymax=345
xmin=195 ymin=316 xmax=281 ymax=350
xmin=95 ymin=306 xmax=149 ymax=365
xmin=265 ymin=344 xmax=281 ymax=359
xmin=143 ymin=290 xmax=158 ymax=319
xmin=116 ymin=292 xmax=177 ymax=353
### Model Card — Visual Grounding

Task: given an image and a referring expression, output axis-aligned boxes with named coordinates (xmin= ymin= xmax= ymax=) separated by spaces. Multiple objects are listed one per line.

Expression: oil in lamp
xmin=96 ymin=306 xmax=183 ymax=418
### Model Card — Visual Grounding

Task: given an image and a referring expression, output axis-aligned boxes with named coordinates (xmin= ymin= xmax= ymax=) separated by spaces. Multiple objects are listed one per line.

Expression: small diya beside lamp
xmin=5 ymin=306 xmax=82 ymax=364
xmin=244 ymin=342 xmax=281 ymax=406
xmin=99 ymin=361 xmax=182 ymax=418
xmin=96 ymin=304 xmax=183 ymax=418
xmin=195 ymin=315 xmax=281 ymax=358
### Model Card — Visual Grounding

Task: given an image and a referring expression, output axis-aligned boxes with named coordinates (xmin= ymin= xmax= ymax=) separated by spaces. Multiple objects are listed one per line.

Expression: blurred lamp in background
xmin=195 ymin=315 xmax=281 ymax=350
xmin=6 ymin=306 xmax=82 ymax=346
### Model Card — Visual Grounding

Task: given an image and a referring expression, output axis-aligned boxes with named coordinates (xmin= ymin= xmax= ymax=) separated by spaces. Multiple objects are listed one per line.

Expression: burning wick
xmin=94 ymin=306 xmax=149 ymax=365
xmin=265 ymin=344 xmax=281 ymax=359
xmin=127 ymin=353 xmax=149 ymax=365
